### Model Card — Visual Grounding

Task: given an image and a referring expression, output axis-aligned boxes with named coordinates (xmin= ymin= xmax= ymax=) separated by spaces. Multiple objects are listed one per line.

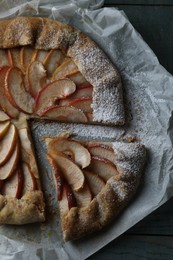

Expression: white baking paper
xmin=0 ymin=0 xmax=173 ymax=259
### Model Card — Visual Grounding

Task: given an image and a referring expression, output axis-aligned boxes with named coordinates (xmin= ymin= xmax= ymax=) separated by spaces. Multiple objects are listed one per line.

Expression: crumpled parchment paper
xmin=0 ymin=0 xmax=173 ymax=259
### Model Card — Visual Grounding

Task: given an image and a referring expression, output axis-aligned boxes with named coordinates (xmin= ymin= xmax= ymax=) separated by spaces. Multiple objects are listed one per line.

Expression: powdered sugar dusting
xmin=108 ymin=178 xmax=127 ymax=200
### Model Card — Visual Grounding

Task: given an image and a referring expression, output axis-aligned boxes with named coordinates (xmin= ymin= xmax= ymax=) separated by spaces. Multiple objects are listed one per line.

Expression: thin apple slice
xmin=0 ymin=143 xmax=19 ymax=180
xmin=20 ymin=46 xmax=36 ymax=73
xmin=68 ymin=71 xmax=89 ymax=86
xmin=59 ymin=186 xmax=77 ymax=215
xmin=88 ymin=144 xmax=116 ymax=165
xmin=35 ymin=79 xmax=76 ymax=115
xmin=87 ymin=156 xmax=119 ymax=181
xmin=19 ymin=128 xmax=39 ymax=179
xmin=22 ymin=162 xmax=37 ymax=195
xmin=73 ymin=183 xmax=92 ymax=208
xmin=68 ymin=97 xmax=92 ymax=113
xmin=34 ymin=50 xmax=49 ymax=63
xmin=0 ymin=50 xmax=9 ymax=66
xmin=52 ymin=58 xmax=79 ymax=80
xmin=47 ymin=154 xmax=64 ymax=201
xmin=48 ymin=152 xmax=85 ymax=191
xmin=0 ymin=121 xmax=10 ymax=139
xmin=41 ymin=106 xmax=88 ymax=123
xmin=43 ymin=49 xmax=65 ymax=76
xmin=83 ymin=170 xmax=105 ymax=196
xmin=1 ymin=165 xmax=24 ymax=199
xmin=59 ymin=86 xmax=93 ymax=106
xmin=8 ymin=48 xmax=21 ymax=69
xmin=0 ymin=66 xmax=19 ymax=119
xmin=5 ymin=67 xmax=34 ymax=114
xmin=0 ymin=123 xmax=18 ymax=166
xmin=0 ymin=111 xmax=10 ymax=122
xmin=26 ymin=60 xmax=47 ymax=98
xmin=47 ymin=138 xmax=91 ymax=169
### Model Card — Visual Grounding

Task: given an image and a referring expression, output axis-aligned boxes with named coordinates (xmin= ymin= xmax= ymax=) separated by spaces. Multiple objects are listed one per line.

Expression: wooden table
xmin=88 ymin=1 xmax=173 ymax=259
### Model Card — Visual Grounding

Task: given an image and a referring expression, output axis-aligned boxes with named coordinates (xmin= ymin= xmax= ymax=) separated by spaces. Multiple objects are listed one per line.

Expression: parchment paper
xmin=0 ymin=0 xmax=173 ymax=259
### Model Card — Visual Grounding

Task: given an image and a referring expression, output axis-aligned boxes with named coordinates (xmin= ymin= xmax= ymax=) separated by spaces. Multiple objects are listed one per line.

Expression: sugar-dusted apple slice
xmin=26 ymin=60 xmax=47 ymax=97
xmin=19 ymin=128 xmax=39 ymax=179
xmin=5 ymin=67 xmax=34 ymax=114
xmin=34 ymin=49 xmax=49 ymax=63
xmin=73 ymin=183 xmax=92 ymax=208
xmin=88 ymin=144 xmax=116 ymax=165
xmin=83 ymin=170 xmax=105 ymax=196
xmin=8 ymin=48 xmax=21 ymax=69
xmin=20 ymin=46 xmax=36 ymax=73
xmin=47 ymin=152 xmax=85 ymax=191
xmin=59 ymin=186 xmax=77 ymax=215
xmin=52 ymin=58 xmax=79 ymax=80
xmin=87 ymin=156 xmax=119 ymax=181
xmin=68 ymin=71 xmax=90 ymax=86
xmin=35 ymin=79 xmax=76 ymax=115
xmin=41 ymin=106 xmax=88 ymax=123
xmin=0 ymin=49 xmax=9 ymax=67
xmin=67 ymin=97 xmax=92 ymax=113
xmin=1 ymin=165 xmax=24 ymax=199
xmin=43 ymin=49 xmax=65 ymax=76
xmin=0 ymin=143 xmax=20 ymax=180
xmin=0 ymin=66 xmax=19 ymax=119
xmin=47 ymin=154 xmax=64 ymax=201
xmin=47 ymin=138 xmax=91 ymax=169
xmin=0 ymin=111 xmax=10 ymax=122
xmin=22 ymin=162 xmax=37 ymax=195
xmin=59 ymin=85 xmax=93 ymax=106
xmin=0 ymin=123 xmax=18 ymax=166
xmin=85 ymin=112 xmax=93 ymax=122
xmin=0 ymin=121 xmax=10 ymax=139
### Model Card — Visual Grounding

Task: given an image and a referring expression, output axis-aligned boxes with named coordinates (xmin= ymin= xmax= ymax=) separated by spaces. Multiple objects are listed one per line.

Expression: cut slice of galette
xmin=45 ymin=134 xmax=146 ymax=241
xmin=0 ymin=16 xmax=125 ymax=125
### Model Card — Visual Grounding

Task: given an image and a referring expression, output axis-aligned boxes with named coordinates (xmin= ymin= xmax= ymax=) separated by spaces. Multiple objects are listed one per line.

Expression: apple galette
xmin=45 ymin=134 xmax=146 ymax=241
xmin=0 ymin=16 xmax=146 ymax=241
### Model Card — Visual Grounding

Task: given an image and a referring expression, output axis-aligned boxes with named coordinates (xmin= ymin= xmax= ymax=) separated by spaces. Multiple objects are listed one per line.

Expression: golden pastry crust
xmin=0 ymin=16 xmax=125 ymax=125
xmin=0 ymin=191 xmax=45 ymax=224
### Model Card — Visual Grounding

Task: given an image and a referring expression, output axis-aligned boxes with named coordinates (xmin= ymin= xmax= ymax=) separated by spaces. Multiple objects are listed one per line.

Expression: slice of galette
xmin=45 ymin=134 xmax=146 ymax=241
xmin=0 ymin=112 xmax=45 ymax=224
xmin=0 ymin=16 xmax=125 ymax=125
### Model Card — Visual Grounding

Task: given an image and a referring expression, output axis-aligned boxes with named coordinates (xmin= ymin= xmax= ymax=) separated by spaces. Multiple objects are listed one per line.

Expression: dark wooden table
xmin=88 ymin=1 xmax=173 ymax=259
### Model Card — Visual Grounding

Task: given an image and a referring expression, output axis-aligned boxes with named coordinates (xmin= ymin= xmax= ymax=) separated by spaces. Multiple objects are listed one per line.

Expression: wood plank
xmin=88 ymin=234 xmax=173 ymax=259
xmin=103 ymin=5 xmax=173 ymax=75
xmin=105 ymin=0 xmax=173 ymax=5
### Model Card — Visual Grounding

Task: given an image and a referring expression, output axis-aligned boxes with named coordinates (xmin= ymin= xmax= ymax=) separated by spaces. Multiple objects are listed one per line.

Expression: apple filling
xmin=0 ymin=47 xmax=93 ymax=122
xmin=0 ymin=120 xmax=40 ymax=199
xmin=46 ymin=135 xmax=119 ymax=214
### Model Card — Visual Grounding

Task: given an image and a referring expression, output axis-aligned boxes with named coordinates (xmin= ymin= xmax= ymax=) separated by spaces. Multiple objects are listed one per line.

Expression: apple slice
xmin=68 ymin=71 xmax=89 ymax=86
xmin=59 ymin=86 xmax=93 ymax=106
xmin=0 ymin=123 xmax=18 ymax=166
xmin=47 ymin=138 xmax=91 ymax=169
xmin=20 ymin=46 xmax=36 ymax=73
xmin=0 ymin=143 xmax=20 ymax=180
xmin=41 ymin=105 xmax=88 ymax=123
xmin=83 ymin=170 xmax=105 ymax=196
xmin=35 ymin=79 xmax=76 ymax=115
xmin=1 ymin=165 xmax=24 ymax=199
xmin=34 ymin=50 xmax=49 ymax=63
xmin=22 ymin=162 xmax=37 ymax=195
xmin=43 ymin=49 xmax=65 ymax=76
xmin=19 ymin=128 xmax=39 ymax=179
xmin=87 ymin=156 xmax=119 ymax=181
xmin=5 ymin=67 xmax=34 ymax=114
xmin=8 ymin=48 xmax=21 ymax=69
xmin=68 ymin=97 xmax=92 ymax=113
xmin=88 ymin=144 xmax=116 ymax=165
xmin=0 ymin=50 xmax=9 ymax=67
xmin=0 ymin=121 xmax=10 ymax=139
xmin=26 ymin=60 xmax=47 ymax=97
xmin=0 ymin=66 xmax=19 ymax=119
xmin=0 ymin=111 xmax=10 ymax=122
xmin=47 ymin=152 xmax=85 ymax=191
xmin=73 ymin=183 xmax=92 ymax=208
xmin=52 ymin=58 xmax=79 ymax=80
xmin=59 ymin=185 xmax=77 ymax=215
